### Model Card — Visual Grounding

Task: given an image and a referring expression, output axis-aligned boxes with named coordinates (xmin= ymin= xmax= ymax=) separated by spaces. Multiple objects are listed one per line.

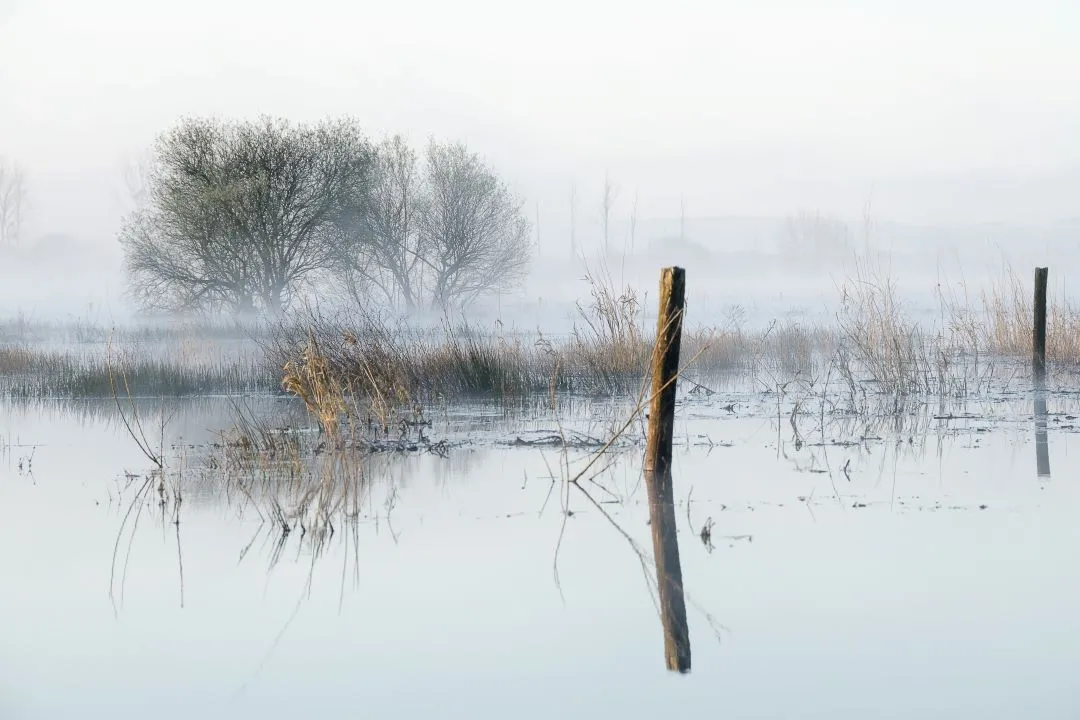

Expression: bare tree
xmin=679 ymin=194 xmax=686 ymax=243
xmin=415 ymin=140 xmax=531 ymax=311
xmin=628 ymin=189 xmax=639 ymax=254
xmin=120 ymin=116 xmax=373 ymax=316
xmin=780 ymin=211 xmax=852 ymax=256
xmin=342 ymin=135 xmax=422 ymax=309
xmin=569 ymin=182 xmax=578 ymax=258
xmin=118 ymin=151 xmax=155 ymax=213
xmin=0 ymin=158 xmax=28 ymax=246
xmin=600 ymin=172 xmax=618 ymax=254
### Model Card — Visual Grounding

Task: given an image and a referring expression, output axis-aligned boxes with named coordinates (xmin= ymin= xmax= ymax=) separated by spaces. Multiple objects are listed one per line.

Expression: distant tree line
xmin=119 ymin=116 xmax=532 ymax=317
xmin=778 ymin=211 xmax=852 ymax=256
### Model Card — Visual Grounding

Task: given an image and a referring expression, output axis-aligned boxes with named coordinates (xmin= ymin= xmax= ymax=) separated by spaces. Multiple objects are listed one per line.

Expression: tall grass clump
xmin=270 ymin=306 xmax=552 ymax=422
xmin=830 ymin=254 xmax=1080 ymax=404
xmin=835 ymin=253 xmax=934 ymax=397
xmin=271 ymin=268 xmax=721 ymax=424
xmin=981 ymin=264 xmax=1080 ymax=364
xmin=281 ymin=331 xmax=348 ymax=435
xmin=982 ymin=265 xmax=1031 ymax=357
xmin=571 ymin=266 xmax=651 ymax=393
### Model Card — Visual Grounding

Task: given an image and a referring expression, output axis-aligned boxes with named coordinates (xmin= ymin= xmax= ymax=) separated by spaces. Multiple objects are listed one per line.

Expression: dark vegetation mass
xmin=119 ymin=116 xmax=531 ymax=317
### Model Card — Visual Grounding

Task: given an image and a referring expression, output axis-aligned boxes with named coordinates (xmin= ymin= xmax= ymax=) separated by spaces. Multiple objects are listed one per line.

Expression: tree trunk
xmin=263 ymin=285 xmax=285 ymax=317
xmin=234 ymin=294 xmax=256 ymax=317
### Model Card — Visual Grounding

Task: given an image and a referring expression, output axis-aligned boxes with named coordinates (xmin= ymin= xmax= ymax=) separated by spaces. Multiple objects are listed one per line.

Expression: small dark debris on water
xmin=507 ymin=431 xmax=606 ymax=449
xmin=687 ymin=381 xmax=716 ymax=396
xmin=511 ymin=434 xmax=564 ymax=447
xmin=695 ymin=436 xmax=735 ymax=447
xmin=811 ymin=439 xmax=861 ymax=448
xmin=700 ymin=517 xmax=715 ymax=552
xmin=852 ymin=501 xmax=868 ymax=509
xmin=979 ymin=504 xmax=988 ymax=510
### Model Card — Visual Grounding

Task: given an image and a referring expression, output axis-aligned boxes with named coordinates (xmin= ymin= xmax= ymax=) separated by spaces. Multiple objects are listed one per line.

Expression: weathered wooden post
xmin=1033 ymin=267 xmax=1048 ymax=381
xmin=644 ymin=266 xmax=691 ymax=673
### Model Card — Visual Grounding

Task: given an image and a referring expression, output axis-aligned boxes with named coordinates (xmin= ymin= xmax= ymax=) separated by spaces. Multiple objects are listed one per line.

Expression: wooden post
xmin=1033 ymin=267 xmax=1048 ymax=381
xmin=644 ymin=266 xmax=691 ymax=673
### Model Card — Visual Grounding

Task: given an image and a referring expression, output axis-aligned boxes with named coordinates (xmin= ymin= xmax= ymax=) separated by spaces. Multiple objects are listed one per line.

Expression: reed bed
xmin=4 ymin=258 xmax=1080 ymax=406
xmin=980 ymin=265 xmax=1080 ymax=362
xmin=0 ymin=342 xmax=274 ymax=398
xmin=267 ymin=310 xmax=761 ymax=431
xmin=272 ymin=258 xmax=1080 ymax=427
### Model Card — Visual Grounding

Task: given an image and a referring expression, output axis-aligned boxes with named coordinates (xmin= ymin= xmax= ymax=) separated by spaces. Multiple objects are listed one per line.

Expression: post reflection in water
xmin=1034 ymin=383 xmax=1051 ymax=478
xmin=645 ymin=467 xmax=691 ymax=673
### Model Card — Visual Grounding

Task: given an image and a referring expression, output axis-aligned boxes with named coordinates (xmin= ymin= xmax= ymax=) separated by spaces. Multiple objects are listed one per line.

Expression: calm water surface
xmin=2 ymin=394 xmax=1078 ymax=719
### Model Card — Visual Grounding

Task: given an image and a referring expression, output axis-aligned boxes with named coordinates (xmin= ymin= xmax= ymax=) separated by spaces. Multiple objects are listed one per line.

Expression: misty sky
xmin=2 ymin=0 xmax=1079 ymax=244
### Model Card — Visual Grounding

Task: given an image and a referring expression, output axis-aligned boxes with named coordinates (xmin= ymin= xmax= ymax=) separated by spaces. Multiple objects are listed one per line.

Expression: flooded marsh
xmin=2 ymin=359 xmax=1079 ymax=717
xmin=3 ymin=262 xmax=1080 ymax=717
xmin=8 ymin=3 xmax=1080 ymax=715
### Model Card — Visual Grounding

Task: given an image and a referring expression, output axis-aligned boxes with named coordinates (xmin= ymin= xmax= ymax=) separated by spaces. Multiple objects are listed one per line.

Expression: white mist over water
xmin=3 ymin=217 xmax=1078 ymax=339
xmin=3 ymin=0 xmax=1080 ymax=325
